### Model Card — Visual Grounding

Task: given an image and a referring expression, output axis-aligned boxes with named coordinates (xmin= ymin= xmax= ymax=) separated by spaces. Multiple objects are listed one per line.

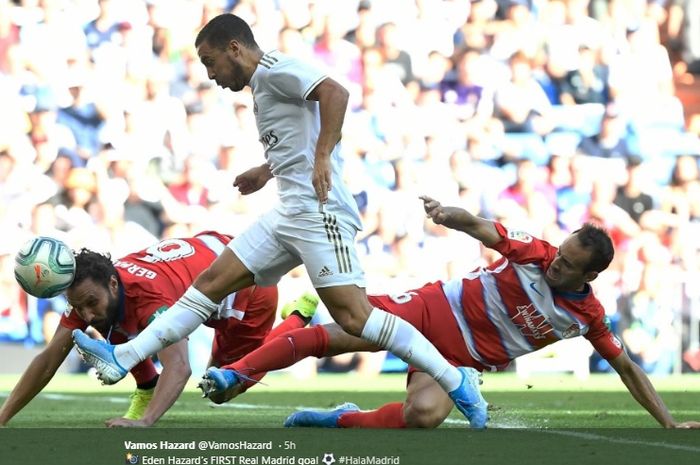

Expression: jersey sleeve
xmin=584 ymin=315 xmax=624 ymax=360
xmin=59 ymin=307 xmax=88 ymax=331
xmin=267 ymin=58 xmax=327 ymax=101
xmin=489 ymin=222 xmax=556 ymax=265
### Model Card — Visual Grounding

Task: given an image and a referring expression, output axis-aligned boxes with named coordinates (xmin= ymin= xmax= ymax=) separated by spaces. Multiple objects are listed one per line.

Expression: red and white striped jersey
xmin=441 ymin=222 xmax=623 ymax=370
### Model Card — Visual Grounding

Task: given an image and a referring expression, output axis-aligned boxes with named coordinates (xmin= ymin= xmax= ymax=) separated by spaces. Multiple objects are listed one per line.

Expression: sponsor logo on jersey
xmin=508 ymin=230 xmax=533 ymax=243
xmin=562 ymin=323 xmax=581 ymax=338
xmin=511 ymin=303 xmax=554 ymax=340
xmin=259 ymin=129 xmax=279 ymax=150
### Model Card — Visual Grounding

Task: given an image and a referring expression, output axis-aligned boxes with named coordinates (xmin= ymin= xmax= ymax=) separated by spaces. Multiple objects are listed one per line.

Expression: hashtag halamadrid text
xmin=339 ymin=457 xmax=400 ymax=464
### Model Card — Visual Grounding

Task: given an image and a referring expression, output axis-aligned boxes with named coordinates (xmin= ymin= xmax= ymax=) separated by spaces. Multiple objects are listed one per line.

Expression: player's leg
xmin=402 ymin=372 xmax=454 ymax=427
xmin=72 ymin=212 xmax=291 ymax=384
xmin=200 ymin=323 xmax=378 ymax=401
xmin=289 ymin=212 xmax=487 ymax=427
xmin=204 ymin=286 xmax=294 ymax=403
xmin=316 ymin=284 xmax=486 ymax=427
xmin=283 ymin=372 xmax=452 ymax=429
xmin=336 ymin=372 xmax=452 ymax=428
xmin=123 ymin=359 xmax=159 ymax=420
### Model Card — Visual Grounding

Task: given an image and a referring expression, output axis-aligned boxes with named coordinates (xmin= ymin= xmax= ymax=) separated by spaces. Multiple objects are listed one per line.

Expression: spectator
xmin=667 ymin=0 xmax=700 ymax=75
xmin=56 ymin=70 xmax=105 ymax=163
xmin=660 ymin=154 xmax=700 ymax=222
xmin=614 ymin=155 xmax=654 ymax=224
xmin=497 ymin=158 xmax=557 ymax=234
xmin=440 ymin=48 xmax=495 ymax=123
xmin=577 ymin=105 xmax=634 ymax=158
xmin=560 ymin=45 xmax=609 ymax=105
xmin=345 ymin=0 xmax=377 ymax=50
xmin=375 ymin=22 xmax=415 ymax=88
xmin=495 ymin=51 xmax=554 ymax=135
xmin=619 ymin=252 xmax=681 ymax=376
xmin=0 ymin=0 xmax=20 ymax=74
xmin=84 ymin=0 xmax=123 ymax=50
xmin=556 ymin=155 xmax=594 ymax=232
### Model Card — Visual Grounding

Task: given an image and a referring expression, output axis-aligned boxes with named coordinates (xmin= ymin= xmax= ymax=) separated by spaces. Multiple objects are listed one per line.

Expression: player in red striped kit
xmin=200 ymin=197 xmax=700 ymax=429
xmin=0 ymin=232 xmax=315 ymax=427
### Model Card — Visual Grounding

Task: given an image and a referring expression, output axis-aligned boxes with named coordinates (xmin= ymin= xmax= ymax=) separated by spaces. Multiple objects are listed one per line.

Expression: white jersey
xmin=249 ymin=50 xmax=362 ymax=229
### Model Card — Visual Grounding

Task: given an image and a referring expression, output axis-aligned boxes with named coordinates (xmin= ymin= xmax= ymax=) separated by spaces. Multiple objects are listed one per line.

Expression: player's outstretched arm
xmin=420 ymin=195 xmax=501 ymax=247
xmin=0 ymin=325 xmax=74 ymax=426
xmin=608 ymin=351 xmax=700 ymax=428
xmin=105 ymin=340 xmax=191 ymax=428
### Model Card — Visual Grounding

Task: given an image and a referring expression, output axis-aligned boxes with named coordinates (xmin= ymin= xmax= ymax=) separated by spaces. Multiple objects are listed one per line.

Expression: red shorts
xmin=206 ymin=285 xmax=279 ymax=367
xmin=368 ymin=281 xmax=486 ymax=375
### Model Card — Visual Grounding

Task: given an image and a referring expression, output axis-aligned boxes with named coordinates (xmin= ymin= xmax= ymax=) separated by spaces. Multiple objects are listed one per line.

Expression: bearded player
xmin=0 ymin=232 xmax=317 ymax=427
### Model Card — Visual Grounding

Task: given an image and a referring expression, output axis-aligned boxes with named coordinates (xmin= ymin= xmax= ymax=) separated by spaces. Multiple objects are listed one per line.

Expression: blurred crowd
xmin=1 ymin=0 xmax=699 ymax=376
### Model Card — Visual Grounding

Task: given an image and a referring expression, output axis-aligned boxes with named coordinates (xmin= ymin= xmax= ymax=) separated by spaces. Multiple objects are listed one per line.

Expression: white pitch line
xmin=446 ymin=417 xmax=700 ymax=454
xmin=41 ymin=393 xmax=129 ymax=404
xmin=540 ymin=429 xmax=700 ymax=454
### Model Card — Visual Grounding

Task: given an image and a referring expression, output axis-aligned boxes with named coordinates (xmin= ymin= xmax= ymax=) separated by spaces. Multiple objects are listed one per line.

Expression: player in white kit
xmin=71 ymin=14 xmax=487 ymax=428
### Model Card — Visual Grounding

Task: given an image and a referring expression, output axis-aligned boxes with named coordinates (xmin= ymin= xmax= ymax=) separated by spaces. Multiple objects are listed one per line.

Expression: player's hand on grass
xmin=673 ymin=421 xmax=700 ymax=429
xmin=233 ymin=164 xmax=272 ymax=195
xmin=312 ymin=155 xmax=332 ymax=204
xmin=105 ymin=417 xmax=151 ymax=428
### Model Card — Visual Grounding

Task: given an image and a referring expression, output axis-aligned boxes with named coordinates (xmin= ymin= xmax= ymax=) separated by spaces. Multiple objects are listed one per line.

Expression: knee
xmin=330 ymin=310 xmax=366 ymax=337
xmin=403 ymin=396 xmax=447 ymax=429
xmin=319 ymin=293 xmax=371 ymax=337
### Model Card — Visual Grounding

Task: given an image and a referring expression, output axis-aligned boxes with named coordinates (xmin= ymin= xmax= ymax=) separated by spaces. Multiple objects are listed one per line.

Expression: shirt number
xmin=140 ymin=239 xmax=196 ymax=263
xmin=389 ymin=292 xmax=418 ymax=304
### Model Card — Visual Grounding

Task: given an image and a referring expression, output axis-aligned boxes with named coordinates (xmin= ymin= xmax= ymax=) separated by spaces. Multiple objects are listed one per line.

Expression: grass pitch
xmin=1 ymin=372 xmax=699 ymax=465
xmin=1 ymin=372 xmax=698 ymax=428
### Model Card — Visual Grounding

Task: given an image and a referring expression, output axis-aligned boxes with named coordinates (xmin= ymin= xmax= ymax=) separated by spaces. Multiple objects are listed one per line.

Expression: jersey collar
xmin=553 ymin=283 xmax=591 ymax=301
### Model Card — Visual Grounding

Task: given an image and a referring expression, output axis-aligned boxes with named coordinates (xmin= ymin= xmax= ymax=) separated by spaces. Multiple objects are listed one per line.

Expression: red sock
xmin=263 ymin=314 xmax=306 ymax=342
xmin=338 ymin=402 xmax=407 ymax=428
xmin=224 ymin=326 xmax=329 ymax=388
xmin=130 ymin=359 xmax=159 ymax=387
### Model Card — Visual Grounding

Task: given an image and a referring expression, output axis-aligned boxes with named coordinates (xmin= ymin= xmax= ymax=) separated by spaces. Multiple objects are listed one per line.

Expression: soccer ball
xmin=14 ymin=236 xmax=76 ymax=298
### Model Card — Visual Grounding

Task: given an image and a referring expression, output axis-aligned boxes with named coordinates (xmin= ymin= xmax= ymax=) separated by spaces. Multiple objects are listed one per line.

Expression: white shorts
xmin=229 ymin=209 xmax=366 ymax=289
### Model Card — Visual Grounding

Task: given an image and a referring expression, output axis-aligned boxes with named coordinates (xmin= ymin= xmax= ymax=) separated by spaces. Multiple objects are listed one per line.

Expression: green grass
xmin=1 ymin=372 xmax=699 ymax=428
xmin=2 ymin=373 xmax=700 ymax=465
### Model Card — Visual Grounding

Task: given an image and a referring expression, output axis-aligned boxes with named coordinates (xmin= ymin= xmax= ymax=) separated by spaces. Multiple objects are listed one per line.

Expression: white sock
xmin=114 ymin=286 xmax=218 ymax=369
xmin=361 ymin=308 xmax=463 ymax=392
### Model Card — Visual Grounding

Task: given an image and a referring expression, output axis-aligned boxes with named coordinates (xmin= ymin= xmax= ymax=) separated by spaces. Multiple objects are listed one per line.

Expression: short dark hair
xmin=195 ymin=14 xmax=258 ymax=50
xmin=572 ymin=224 xmax=614 ymax=273
xmin=72 ymin=248 xmax=116 ymax=289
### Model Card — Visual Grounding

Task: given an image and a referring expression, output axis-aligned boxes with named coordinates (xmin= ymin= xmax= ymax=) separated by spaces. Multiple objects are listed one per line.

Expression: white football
xmin=14 ymin=236 xmax=76 ymax=298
